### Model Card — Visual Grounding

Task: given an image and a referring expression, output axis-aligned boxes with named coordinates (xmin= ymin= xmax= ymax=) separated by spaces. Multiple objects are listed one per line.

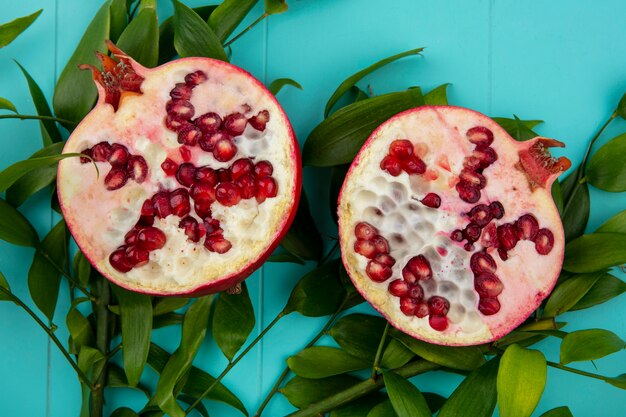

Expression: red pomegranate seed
xmin=389 ymin=140 xmax=414 ymax=160
xmin=402 ymin=267 xmax=417 ymax=284
xmin=366 ymin=260 xmax=392 ymax=282
xmin=354 ymin=239 xmax=377 ymax=258
xmin=459 ymin=169 xmax=486 ymax=189
xmin=109 ymin=247 xmax=133 ymax=272
xmin=463 ymin=223 xmax=482 ymax=242
xmin=177 ymin=124 xmax=202 ymax=146
xmin=216 ymin=182 xmax=242 ymax=206
xmin=104 ymin=167 xmax=129 ymax=190
xmin=400 ymin=297 xmax=418 ymax=316
xmin=108 ymin=144 xmax=130 ymax=166
xmin=236 ymin=174 xmax=257 ymax=199
xmin=230 ymin=158 xmax=254 ymax=180
xmin=478 ymin=297 xmax=501 ymax=315
xmin=474 ymin=273 xmax=504 ymax=297
xmin=204 ymin=218 xmax=222 ymax=236
xmin=92 ymin=142 xmax=112 ymax=162
xmin=124 ymin=227 xmax=140 ymax=245
xmin=456 ymin=183 xmax=481 ymax=203
xmin=140 ymin=199 xmax=154 ymax=216
xmin=125 ymin=246 xmax=149 ymax=267
xmin=463 ymin=156 xmax=482 ymax=171
xmin=372 ymin=236 xmax=390 ymax=254
xmin=402 ymin=156 xmax=427 ymax=175
xmin=468 ymin=204 xmax=492 ymax=227
xmin=152 ymin=192 xmax=171 ymax=218
xmin=217 ymin=168 xmax=232 ymax=183
xmin=498 ymin=248 xmax=508 ymax=261
xmin=223 ymin=113 xmax=248 ymax=136
xmin=427 ymin=296 xmax=449 ymax=315
xmin=429 ymin=315 xmax=449 ymax=331
xmin=176 ymin=163 xmax=196 ymax=187
xmin=420 ymin=193 xmax=441 ymax=208
xmin=489 ymin=201 xmax=505 ymax=219
xmin=388 ymin=279 xmax=410 ymax=297
xmin=161 ymin=158 xmax=178 ymax=175
xmin=194 ymin=199 xmax=213 ymax=218
xmin=464 ymin=242 xmax=475 ymax=251
xmin=136 ymin=227 xmax=166 ymax=251
xmin=473 ymin=146 xmax=497 ymax=168
xmin=450 ymin=229 xmax=464 ymax=242
xmin=170 ymin=82 xmax=193 ymax=100
xmin=254 ymin=161 xmax=273 ymax=178
xmin=480 ymin=223 xmax=498 ymax=248
xmin=375 ymin=253 xmax=396 ymax=267
xmin=408 ymin=284 xmax=424 ymax=300
xmin=415 ymin=302 xmax=429 ymax=318
xmin=204 ymin=236 xmax=232 ymax=254
xmin=534 ymin=228 xmax=554 ymax=255
xmin=199 ymin=131 xmax=229 ymax=152
xmin=470 ymin=251 xmax=497 ymax=274
xmin=190 ymin=182 xmax=216 ymax=202
xmin=406 ymin=255 xmax=433 ymax=281
xmin=380 ymin=155 xmax=402 ymax=176
xmin=170 ymin=188 xmax=191 ymax=217
xmin=517 ymin=214 xmax=539 ymax=240
xmin=497 ymin=223 xmax=519 ymax=251
xmin=165 ymin=115 xmax=187 ymax=131
xmin=194 ymin=166 xmax=218 ymax=185
xmin=166 ymin=100 xmax=195 ymax=120
xmin=355 ymin=222 xmax=378 ymax=240
xmin=466 ymin=126 xmax=494 ymax=146
xmin=178 ymin=216 xmax=201 ymax=242
xmin=213 ymin=139 xmax=238 ymax=162
xmin=195 ymin=112 xmax=222 ymax=133
xmin=80 ymin=148 xmax=92 ymax=164
xmin=248 ymin=110 xmax=270 ymax=131
xmin=179 ymin=146 xmax=191 ymax=161
xmin=127 ymin=155 xmax=148 ymax=183
xmin=255 ymin=177 xmax=278 ymax=203
xmin=185 ymin=70 xmax=207 ymax=86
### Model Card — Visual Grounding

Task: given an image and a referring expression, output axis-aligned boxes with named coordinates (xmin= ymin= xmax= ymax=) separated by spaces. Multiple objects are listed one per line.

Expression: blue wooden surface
xmin=1 ymin=0 xmax=625 ymax=416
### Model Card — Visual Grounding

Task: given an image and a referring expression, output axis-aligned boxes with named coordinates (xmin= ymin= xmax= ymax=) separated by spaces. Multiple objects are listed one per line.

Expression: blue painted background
xmin=1 ymin=0 xmax=625 ymax=416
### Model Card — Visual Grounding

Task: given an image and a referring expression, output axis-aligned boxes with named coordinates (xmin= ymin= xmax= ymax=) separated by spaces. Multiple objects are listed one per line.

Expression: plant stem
xmin=91 ymin=277 xmax=111 ymax=417
xmin=224 ymin=13 xmax=268 ymax=47
xmin=546 ymin=361 xmax=611 ymax=382
xmin=371 ymin=322 xmax=390 ymax=379
xmin=253 ymin=298 xmax=349 ymax=417
xmin=185 ymin=310 xmax=286 ymax=414
xmin=0 ymin=286 xmax=92 ymax=388
xmin=0 ymin=114 xmax=76 ymax=125
xmin=286 ymin=360 xmax=440 ymax=417
xmin=36 ymin=247 xmax=92 ymax=299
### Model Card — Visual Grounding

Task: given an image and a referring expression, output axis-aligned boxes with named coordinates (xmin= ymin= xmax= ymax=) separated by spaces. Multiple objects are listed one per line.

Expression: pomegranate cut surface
xmin=338 ymin=106 xmax=569 ymax=345
xmin=58 ymin=44 xmax=300 ymax=296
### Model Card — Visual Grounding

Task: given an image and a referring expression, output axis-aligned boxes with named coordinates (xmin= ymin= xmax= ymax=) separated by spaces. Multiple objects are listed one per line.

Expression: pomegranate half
xmin=338 ymin=106 xmax=570 ymax=345
xmin=58 ymin=42 xmax=300 ymax=296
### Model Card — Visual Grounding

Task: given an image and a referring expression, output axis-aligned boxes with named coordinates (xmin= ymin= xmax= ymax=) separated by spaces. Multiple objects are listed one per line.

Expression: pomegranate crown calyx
xmin=518 ymin=136 xmax=572 ymax=188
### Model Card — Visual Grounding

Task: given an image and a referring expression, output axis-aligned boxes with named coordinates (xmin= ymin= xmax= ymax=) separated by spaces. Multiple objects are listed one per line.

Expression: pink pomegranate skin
xmin=338 ymin=106 xmax=567 ymax=346
xmin=58 ymin=46 xmax=301 ymax=297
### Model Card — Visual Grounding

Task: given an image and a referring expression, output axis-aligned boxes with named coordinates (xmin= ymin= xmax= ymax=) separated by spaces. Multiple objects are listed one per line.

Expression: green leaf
xmin=423 ymin=84 xmax=450 ymax=106
xmin=280 ymin=375 xmax=360 ymax=408
xmin=0 ymin=272 xmax=12 ymax=301
xmin=153 ymin=312 xmax=183 ymax=329
xmin=158 ymin=6 xmax=217 ymax=64
xmin=0 ymin=153 xmax=86 ymax=192
xmin=212 ymin=282 xmax=255 ymax=361
xmin=268 ymin=78 xmax=302 ymax=96
xmin=147 ymin=343 xmax=247 ymax=415
xmin=331 ymin=394 xmax=385 ymax=417
xmin=497 ymin=345 xmax=547 ymax=417
xmin=587 ymin=132 xmax=626 ymax=191
xmin=116 ymin=5 xmax=159 ymax=68
xmin=597 ymin=209 xmax=626 ymax=234
xmin=495 ymin=320 xmax=567 ymax=349
xmin=153 ymin=296 xmax=213 ymax=417
xmin=438 ymin=359 xmax=499 ymax=417
xmin=15 ymin=61 xmax=62 ymax=145
xmin=552 ymin=180 xmax=564 ymax=215
xmin=73 ymin=251 xmax=92 ymax=288
xmin=539 ymin=407 xmax=573 ymax=417
xmin=66 ymin=307 xmax=95 ymax=354
xmin=493 ymin=116 xmax=542 ymax=141
xmin=542 ymin=271 xmax=604 ymax=317
xmin=281 ymin=191 xmax=323 ymax=261
xmin=265 ymin=0 xmax=288 ymax=15
xmin=606 ymin=374 xmax=626 ymax=389
xmin=111 ymin=407 xmax=140 ymax=417
xmin=267 ymin=253 xmax=305 ymax=264
xmin=563 ymin=233 xmax=626 ymax=273
xmin=368 ymin=400 xmax=397 ymax=417
xmin=28 ymin=220 xmax=67 ymax=321
xmin=324 ymin=48 xmax=423 ymax=117
xmin=560 ymin=329 xmax=625 ymax=364
xmin=329 ymin=164 xmax=350 ymax=223
xmin=208 ymin=0 xmax=258 ymax=43
xmin=172 ymin=0 xmax=228 ymax=61
xmin=391 ymin=330 xmax=485 ymax=371
xmin=560 ymin=167 xmax=589 ymax=242
xmin=570 ymin=273 xmax=626 ymax=311
xmin=152 ymin=297 xmax=188 ymax=316
xmin=288 ymin=346 xmax=371 ymax=378
xmin=53 ymin=1 xmax=110 ymax=125
xmin=0 ymin=97 xmax=17 ymax=113
xmin=0 ymin=9 xmax=42 ymax=48
xmin=617 ymin=93 xmax=626 ymax=119
xmin=6 ymin=142 xmax=65 ymax=207
xmin=303 ymin=88 xmax=425 ymax=167
xmin=383 ymin=370 xmax=431 ymax=417
xmin=109 ymin=0 xmax=128 ymax=42
xmin=112 ymin=285 xmax=152 ymax=387
xmin=283 ymin=259 xmax=346 ymax=317
xmin=107 ymin=364 xmax=150 ymax=397
xmin=0 ymin=197 xmax=39 ymax=247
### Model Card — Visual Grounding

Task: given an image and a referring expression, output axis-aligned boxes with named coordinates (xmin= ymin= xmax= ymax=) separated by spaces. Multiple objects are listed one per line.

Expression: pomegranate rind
xmin=58 ymin=56 xmax=301 ymax=296
xmin=338 ymin=106 xmax=565 ymax=346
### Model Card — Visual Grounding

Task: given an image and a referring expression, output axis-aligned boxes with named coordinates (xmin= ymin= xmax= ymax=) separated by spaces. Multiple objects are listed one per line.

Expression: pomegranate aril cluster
xmin=380 ymin=140 xmax=426 ymax=176
xmin=470 ymin=251 xmax=503 ymax=315
xmin=450 ymin=201 xmax=504 ymax=251
xmin=353 ymin=222 xmax=395 ymax=282
xmin=80 ymin=141 xmax=148 ymax=190
xmin=164 ymin=70 xmax=270 ymax=163
xmin=456 ymin=126 xmax=497 ymax=203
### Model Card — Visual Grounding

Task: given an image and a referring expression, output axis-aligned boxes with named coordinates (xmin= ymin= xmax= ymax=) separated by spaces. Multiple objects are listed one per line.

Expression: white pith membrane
xmin=338 ymin=106 xmax=568 ymax=346
xmin=58 ymin=46 xmax=299 ymax=295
